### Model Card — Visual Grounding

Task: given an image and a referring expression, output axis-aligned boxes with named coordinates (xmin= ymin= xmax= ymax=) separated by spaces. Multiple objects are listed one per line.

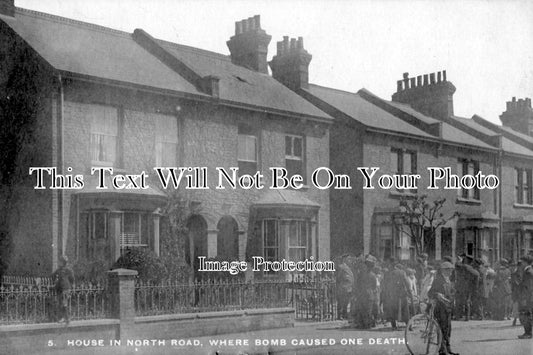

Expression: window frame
xmin=90 ymin=105 xmax=119 ymax=167
xmin=285 ymin=134 xmax=306 ymax=182
xmin=457 ymin=159 xmax=480 ymax=200
xmin=390 ymin=148 xmax=417 ymax=193
xmin=155 ymin=115 xmax=179 ymax=167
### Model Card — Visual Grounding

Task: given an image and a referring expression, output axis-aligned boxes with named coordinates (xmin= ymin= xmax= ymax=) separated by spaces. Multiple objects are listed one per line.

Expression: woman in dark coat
xmin=382 ymin=260 xmax=411 ymax=329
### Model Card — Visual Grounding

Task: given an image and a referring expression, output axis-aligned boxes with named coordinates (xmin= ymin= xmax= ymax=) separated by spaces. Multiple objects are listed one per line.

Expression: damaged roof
xmin=0 ymin=7 xmax=330 ymax=120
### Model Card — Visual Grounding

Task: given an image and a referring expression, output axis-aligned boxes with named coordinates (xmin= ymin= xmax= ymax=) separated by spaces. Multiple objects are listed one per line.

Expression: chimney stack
xmin=500 ymin=96 xmax=533 ymax=136
xmin=227 ymin=15 xmax=272 ymax=73
xmin=392 ymin=70 xmax=456 ymax=121
xmin=269 ymin=36 xmax=312 ymax=90
xmin=0 ymin=0 xmax=15 ymax=17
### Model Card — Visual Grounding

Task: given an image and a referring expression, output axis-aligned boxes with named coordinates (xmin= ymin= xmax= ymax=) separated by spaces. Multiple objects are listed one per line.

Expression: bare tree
xmin=396 ymin=194 xmax=458 ymax=257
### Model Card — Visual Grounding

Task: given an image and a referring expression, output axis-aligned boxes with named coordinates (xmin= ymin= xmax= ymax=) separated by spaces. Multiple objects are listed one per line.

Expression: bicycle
xmin=405 ymin=301 xmax=442 ymax=355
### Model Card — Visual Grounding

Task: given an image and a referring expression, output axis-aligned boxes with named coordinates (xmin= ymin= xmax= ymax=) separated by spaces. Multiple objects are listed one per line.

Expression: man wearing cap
xmin=454 ymin=255 xmax=479 ymax=321
xmin=517 ymin=255 xmax=533 ymax=339
xmin=52 ymin=255 xmax=74 ymax=325
xmin=428 ymin=261 xmax=459 ymax=355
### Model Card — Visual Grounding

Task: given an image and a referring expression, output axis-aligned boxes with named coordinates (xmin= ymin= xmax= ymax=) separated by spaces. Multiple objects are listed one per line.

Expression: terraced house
xmin=268 ymin=35 xmax=532 ymax=263
xmin=0 ymin=1 xmax=331 ymax=276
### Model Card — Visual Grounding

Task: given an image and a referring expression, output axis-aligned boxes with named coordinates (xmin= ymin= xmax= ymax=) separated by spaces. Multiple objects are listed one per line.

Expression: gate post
xmin=107 ymin=268 xmax=138 ymax=341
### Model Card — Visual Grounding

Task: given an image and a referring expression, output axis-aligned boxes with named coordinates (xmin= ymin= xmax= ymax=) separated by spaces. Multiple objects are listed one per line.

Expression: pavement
xmin=7 ymin=319 xmax=533 ymax=355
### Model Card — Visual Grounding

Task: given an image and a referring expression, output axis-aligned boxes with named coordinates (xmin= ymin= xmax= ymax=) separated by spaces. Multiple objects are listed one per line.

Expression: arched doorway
xmin=186 ymin=215 xmax=207 ymax=272
xmin=217 ymin=216 xmax=239 ymax=259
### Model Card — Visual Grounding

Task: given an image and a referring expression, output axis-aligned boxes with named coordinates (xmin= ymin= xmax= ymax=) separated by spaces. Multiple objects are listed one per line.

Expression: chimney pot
xmin=442 ymin=70 xmax=447 ymax=81
xmin=410 ymin=78 xmax=416 ymax=88
xmin=506 ymin=101 xmax=511 ymax=111
xmin=397 ymin=80 xmax=403 ymax=92
xmin=423 ymin=74 xmax=429 ymax=86
xmin=417 ymin=75 xmax=422 ymax=87
xmin=290 ymin=38 xmax=296 ymax=50
xmin=403 ymin=72 xmax=409 ymax=79
xmin=430 ymin=73 xmax=435 ymax=84
xmin=512 ymin=97 xmax=516 ymax=102
xmin=298 ymin=37 xmax=304 ymax=49
xmin=235 ymin=21 xmax=243 ymax=35
xmin=248 ymin=17 xmax=254 ymax=30
xmin=437 ymin=72 xmax=442 ymax=82
xmin=277 ymin=41 xmax=282 ymax=55
xmin=527 ymin=98 xmax=532 ymax=107
xmin=254 ymin=15 xmax=261 ymax=29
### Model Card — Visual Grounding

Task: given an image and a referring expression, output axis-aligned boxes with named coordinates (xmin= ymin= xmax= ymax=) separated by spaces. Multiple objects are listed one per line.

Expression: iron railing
xmin=0 ymin=282 xmax=107 ymax=324
xmin=135 ymin=276 xmax=337 ymax=321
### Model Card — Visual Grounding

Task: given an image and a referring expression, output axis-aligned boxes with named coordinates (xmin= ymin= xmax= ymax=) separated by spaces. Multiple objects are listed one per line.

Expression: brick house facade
xmin=0 ymin=3 xmax=331 ymax=276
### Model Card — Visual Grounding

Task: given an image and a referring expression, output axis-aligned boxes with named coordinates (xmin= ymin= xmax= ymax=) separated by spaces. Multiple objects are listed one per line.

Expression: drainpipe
xmin=57 ymin=74 xmax=65 ymax=259
xmin=497 ymin=151 xmax=502 ymax=261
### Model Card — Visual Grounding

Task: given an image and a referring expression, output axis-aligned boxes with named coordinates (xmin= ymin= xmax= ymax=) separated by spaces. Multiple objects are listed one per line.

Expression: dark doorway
xmin=441 ymin=228 xmax=452 ymax=259
xmin=187 ymin=215 xmax=207 ymax=273
xmin=217 ymin=216 xmax=239 ymax=260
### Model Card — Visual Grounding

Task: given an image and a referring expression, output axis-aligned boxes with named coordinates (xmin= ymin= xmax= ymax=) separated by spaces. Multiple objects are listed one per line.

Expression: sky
xmin=16 ymin=0 xmax=533 ymax=124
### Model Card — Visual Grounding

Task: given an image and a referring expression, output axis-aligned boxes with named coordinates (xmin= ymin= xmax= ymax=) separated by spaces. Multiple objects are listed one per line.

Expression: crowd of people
xmin=335 ymin=252 xmax=533 ymax=342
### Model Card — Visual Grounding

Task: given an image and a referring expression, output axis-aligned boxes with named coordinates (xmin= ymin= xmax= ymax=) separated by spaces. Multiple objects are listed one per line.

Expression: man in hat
xmin=428 ymin=261 xmax=459 ymax=355
xmin=454 ymin=254 xmax=479 ymax=321
xmin=382 ymin=258 xmax=411 ymax=330
xmin=52 ymin=255 xmax=74 ymax=325
xmin=352 ymin=255 xmax=378 ymax=328
xmin=492 ymin=259 xmax=512 ymax=320
xmin=335 ymin=254 xmax=354 ymax=320
xmin=517 ymin=255 xmax=533 ymax=339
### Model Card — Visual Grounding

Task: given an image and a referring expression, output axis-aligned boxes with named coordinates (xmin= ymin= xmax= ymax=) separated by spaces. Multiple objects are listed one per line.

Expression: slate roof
xmin=158 ymin=40 xmax=329 ymax=119
xmin=304 ymin=84 xmax=433 ymax=138
xmin=451 ymin=116 xmax=533 ymax=156
xmin=1 ymin=8 xmax=202 ymax=95
xmin=305 ymin=84 xmax=494 ymax=150
xmin=1 ymin=7 xmax=330 ymax=120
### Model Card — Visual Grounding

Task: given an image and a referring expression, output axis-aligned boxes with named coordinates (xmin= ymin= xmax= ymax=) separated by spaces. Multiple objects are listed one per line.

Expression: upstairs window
xmin=155 ymin=115 xmax=178 ymax=166
xmin=515 ymin=168 xmax=532 ymax=205
xmin=238 ymin=125 xmax=258 ymax=176
xmin=285 ymin=135 xmax=305 ymax=181
xmin=457 ymin=159 xmax=480 ymax=200
xmin=391 ymin=148 xmax=417 ymax=192
xmin=90 ymin=105 xmax=118 ymax=166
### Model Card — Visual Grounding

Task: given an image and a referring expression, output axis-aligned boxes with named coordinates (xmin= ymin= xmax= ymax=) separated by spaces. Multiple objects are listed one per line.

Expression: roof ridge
xmin=309 ymin=83 xmax=359 ymax=96
xmin=157 ymin=38 xmax=231 ymax=62
xmin=15 ymin=7 xmax=132 ymax=38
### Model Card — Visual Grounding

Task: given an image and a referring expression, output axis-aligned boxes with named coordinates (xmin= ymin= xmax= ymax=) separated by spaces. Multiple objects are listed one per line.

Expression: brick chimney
xmin=391 ymin=71 xmax=456 ymax=120
xmin=0 ymin=0 xmax=15 ymax=17
xmin=226 ymin=15 xmax=271 ymax=73
xmin=500 ymin=97 xmax=533 ymax=135
xmin=269 ymin=36 xmax=312 ymax=91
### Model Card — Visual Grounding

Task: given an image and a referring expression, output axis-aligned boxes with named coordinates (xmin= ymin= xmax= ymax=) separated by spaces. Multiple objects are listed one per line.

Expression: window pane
xmin=285 ymin=136 xmax=292 ymax=156
xmin=286 ymin=159 xmax=303 ymax=178
xmin=93 ymin=212 xmax=106 ymax=240
xmin=238 ymin=135 xmax=256 ymax=162
xmin=391 ymin=150 xmax=399 ymax=173
xmin=403 ymin=153 xmax=411 ymax=174
xmin=264 ymin=220 xmax=277 ymax=247
xmin=122 ymin=213 xmax=141 ymax=245
xmin=155 ymin=116 xmax=178 ymax=143
xmin=293 ymin=137 xmax=302 ymax=158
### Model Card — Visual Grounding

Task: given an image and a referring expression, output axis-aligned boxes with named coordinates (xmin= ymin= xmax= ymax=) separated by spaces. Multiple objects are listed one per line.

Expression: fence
xmin=135 ymin=276 xmax=337 ymax=321
xmin=0 ymin=281 xmax=107 ymax=325
xmin=1 ymin=274 xmax=337 ymax=324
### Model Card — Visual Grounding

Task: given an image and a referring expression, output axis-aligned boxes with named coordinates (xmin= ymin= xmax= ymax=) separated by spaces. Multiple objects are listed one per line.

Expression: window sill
xmin=513 ymin=203 xmax=533 ymax=209
xmin=456 ymin=197 xmax=481 ymax=205
xmin=389 ymin=190 xmax=418 ymax=199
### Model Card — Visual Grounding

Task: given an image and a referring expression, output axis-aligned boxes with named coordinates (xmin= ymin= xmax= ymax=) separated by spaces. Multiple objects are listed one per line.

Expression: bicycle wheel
xmin=405 ymin=313 xmax=442 ymax=355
